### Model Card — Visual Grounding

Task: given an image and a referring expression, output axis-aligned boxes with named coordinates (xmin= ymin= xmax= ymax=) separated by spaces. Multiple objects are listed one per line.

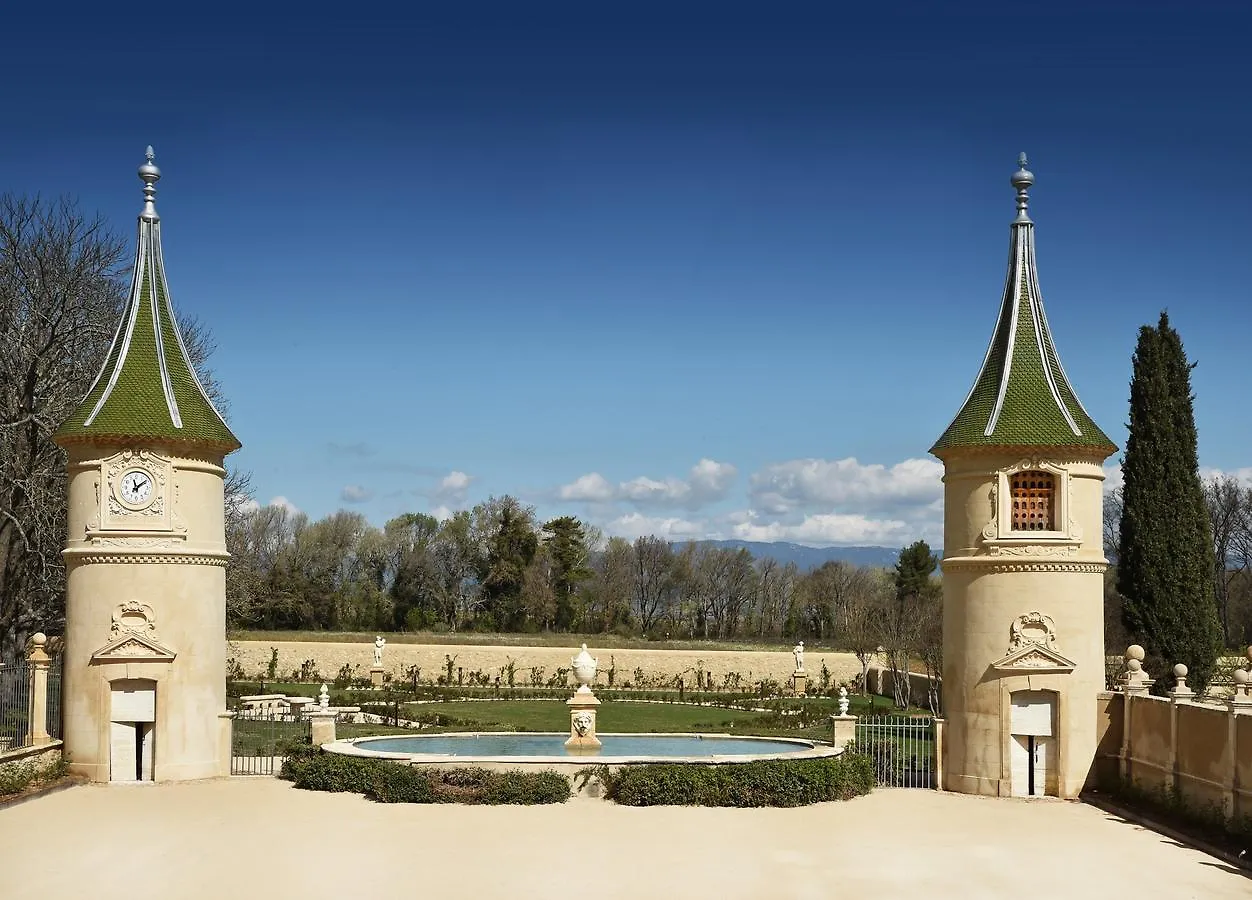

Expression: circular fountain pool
xmin=326 ymin=732 xmax=838 ymax=766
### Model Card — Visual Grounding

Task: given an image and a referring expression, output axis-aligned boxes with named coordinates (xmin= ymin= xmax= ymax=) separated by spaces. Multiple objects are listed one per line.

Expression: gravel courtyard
xmin=1 ymin=779 xmax=1246 ymax=899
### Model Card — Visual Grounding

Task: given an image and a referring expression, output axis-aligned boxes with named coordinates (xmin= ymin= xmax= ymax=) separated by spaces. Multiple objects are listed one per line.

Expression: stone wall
xmin=230 ymin=640 xmax=861 ymax=689
xmin=1096 ymin=690 xmax=1252 ymax=818
xmin=866 ymin=664 xmax=940 ymax=709
xmin=0 ymin=742 xmax=63 ymax=781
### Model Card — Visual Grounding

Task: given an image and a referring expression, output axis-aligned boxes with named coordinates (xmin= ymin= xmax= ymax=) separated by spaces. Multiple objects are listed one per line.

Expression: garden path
xmin=1 ymin=779 xmax=1247 ymax=898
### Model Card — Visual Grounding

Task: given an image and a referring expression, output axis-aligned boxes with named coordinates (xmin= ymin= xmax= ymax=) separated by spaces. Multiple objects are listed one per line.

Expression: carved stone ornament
xmin=572 ymin=711 xmax=594 ymax=737
xmin=111 ymin=600 xmax=159 ymax=640
xmin=1008 ymin=611 xmax=1057 ymax=650
xmin=91 ymin=600 xmax=177 ymax=664
xmin=991 ymin=611 xmax=1076 ymax=675
xmin=988 ymin=544 xmax=1078 ymax=558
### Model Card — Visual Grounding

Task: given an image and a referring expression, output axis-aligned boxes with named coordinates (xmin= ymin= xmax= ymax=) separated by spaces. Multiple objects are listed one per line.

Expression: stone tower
xmin=930 ymin=156 xmax=1115 ymax=799
xmin=53 ymin=149 xmax=241 ymax=782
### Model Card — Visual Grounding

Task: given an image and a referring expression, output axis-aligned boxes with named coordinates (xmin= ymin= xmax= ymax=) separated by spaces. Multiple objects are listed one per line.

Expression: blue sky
xmin=3 ymin=3 xmax=1249 ymax=546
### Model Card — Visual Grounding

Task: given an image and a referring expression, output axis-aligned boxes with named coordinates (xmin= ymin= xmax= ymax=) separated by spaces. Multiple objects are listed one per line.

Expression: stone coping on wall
xmin=0 ymin=740 xmax=63 ymax=767
xmin=230 ymin=640 xmax=862 ymax=687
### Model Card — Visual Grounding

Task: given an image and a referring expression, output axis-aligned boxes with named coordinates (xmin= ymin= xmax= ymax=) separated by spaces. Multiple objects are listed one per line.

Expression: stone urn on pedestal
xmin=566 ymin=644 xmax=602 ymax=752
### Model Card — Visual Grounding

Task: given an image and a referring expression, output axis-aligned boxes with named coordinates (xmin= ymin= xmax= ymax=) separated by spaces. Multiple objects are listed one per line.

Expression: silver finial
xmin=1011 ymin=152 xmax=1034 ymax=224
xmin=138 ymin=146 xmax=161 ymax=222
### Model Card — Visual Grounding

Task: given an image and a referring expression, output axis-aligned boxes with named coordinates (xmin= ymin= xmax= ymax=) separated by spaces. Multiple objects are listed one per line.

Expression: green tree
xmin=541 ymin=516 xmax=593 ymax=630
xmin=384 ymin=512 xmax=440 ymax=630
xmin=480 ymin=499 xmax=539 ymax=630
xmin=885 ymin=540 xmax=941 ymax=709
xmin=1118 ymin=312 xmax=1222 ymax=692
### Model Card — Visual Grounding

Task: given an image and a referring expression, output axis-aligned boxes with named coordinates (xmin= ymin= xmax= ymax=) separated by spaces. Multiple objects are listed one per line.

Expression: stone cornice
xmin=63 ymin=548 xmax=229 ymax=567
xmin=941 ymin=555 xmax=1108 ymax=574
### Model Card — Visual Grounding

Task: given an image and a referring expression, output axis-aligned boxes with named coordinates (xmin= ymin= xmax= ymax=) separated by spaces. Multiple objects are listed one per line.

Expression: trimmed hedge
xmin=280 ymin=748 xmax=569 ymax=805
xmin=589 ymin=754 xmax=875 ymax=807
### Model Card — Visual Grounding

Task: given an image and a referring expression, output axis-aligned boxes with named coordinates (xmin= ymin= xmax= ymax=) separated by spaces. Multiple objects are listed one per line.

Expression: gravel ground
xmin=1 ymin=778 xmax=1246 ymax=900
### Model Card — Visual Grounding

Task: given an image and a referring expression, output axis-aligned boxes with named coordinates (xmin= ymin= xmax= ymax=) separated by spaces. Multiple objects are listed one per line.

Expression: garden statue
xmin=793 ymin=641 xmax=805 ymax=673
xmin=838 ymin=686 xmax=850 ymax=717
xmin=319 ymin=683 xmax=330 ymax=711
xmin=373 ymin=635 xmax=386 ymax=667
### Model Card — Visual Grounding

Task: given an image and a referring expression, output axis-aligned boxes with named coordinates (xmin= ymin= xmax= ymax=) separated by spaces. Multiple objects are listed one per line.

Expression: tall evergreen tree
xmin=1117 ymin=311 xmax=1222 ymax=692
xmin=541 ymin=516 xmax=593 ymax=630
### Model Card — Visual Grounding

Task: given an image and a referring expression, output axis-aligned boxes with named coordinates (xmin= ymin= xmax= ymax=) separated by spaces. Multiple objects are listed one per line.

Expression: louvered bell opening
xmin=1010 ymin=471 xmax=1055 ymax=531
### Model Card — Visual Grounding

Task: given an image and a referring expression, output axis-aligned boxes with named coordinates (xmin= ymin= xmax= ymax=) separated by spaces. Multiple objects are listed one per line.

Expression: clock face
xmin=119 ymin=469 xmax=154 ymax=507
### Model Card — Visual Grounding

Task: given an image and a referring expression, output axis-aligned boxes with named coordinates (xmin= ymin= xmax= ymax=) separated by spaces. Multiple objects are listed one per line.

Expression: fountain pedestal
xmin=566 ymin=643 xmax=602 ymax=752
xmin=566 ymin=686 xmax=602 ymax=752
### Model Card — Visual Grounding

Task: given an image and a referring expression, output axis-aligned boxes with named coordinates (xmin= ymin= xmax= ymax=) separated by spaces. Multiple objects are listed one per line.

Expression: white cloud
xmin=558 ymin=459 xmax=737 ymax=510
xmin=558 ymin=473 xmax=616 ymax=503
xmin=1103 ymin=462 xmax=1123 ymax=494
xmin=431 ymin=470 xmax=474 ymax=509
xmin=340 ymin=484 xmax=373 ymax=504
xmin=1200 ymin=466 xmax=1252 ymax=487
xmin=233 ymin=497 xmax=260 ymax=515
xmin=268 ymin=496 xmax=301 ymax=516
xmin=430 ymin=505 xmax=454 ymax=522
xmin=730 ymin=510 xmax=919 ymax=547
xmin=602 ymin=512 xmax=706 ymax=542
xmin=749 ymin=457 xmax=942 ymax=516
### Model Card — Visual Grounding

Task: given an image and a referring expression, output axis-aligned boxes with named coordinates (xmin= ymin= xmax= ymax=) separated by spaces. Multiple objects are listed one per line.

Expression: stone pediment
xmin=91 ymin=631 xmax=176 ymax=663
xmin=991 ymin=642 xmax=1076 ymax=675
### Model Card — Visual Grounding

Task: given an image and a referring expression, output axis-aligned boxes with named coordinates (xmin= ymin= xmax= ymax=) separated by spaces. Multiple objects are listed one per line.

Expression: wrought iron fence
xmin=853 ymin=715 xmax=935 ymax=788
xmin=47 ymin=655 xmax=63 ymax=740
xmin=0 ymin=660 xmax=32 ymax=752
xmin=230 ymin=709 xmax=311 ymax=776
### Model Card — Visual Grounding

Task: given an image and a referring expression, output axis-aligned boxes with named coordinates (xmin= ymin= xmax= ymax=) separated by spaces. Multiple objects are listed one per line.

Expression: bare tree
xmin=631 ymin=535 xmax=675 ymax=633
xmin=0 ymin=195 xmax=127 ymax=660
xmin=1204 ymin=475 xmax=1251 ymax=645
xmin=1103 ymin=486 xmax=1123 ymax=564
xmin=837 ymin=567 xmax=890 ymax=694
xmin=752 ymin=557 xmax=796 ymax=639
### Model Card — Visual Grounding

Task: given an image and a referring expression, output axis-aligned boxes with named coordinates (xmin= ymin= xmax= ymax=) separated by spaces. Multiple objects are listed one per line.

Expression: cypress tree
xmin=1117 ymin=311 xmax=1222 ymax=693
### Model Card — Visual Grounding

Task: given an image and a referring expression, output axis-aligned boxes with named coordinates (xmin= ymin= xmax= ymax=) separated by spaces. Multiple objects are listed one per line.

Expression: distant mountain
xmin=675 ymin=540 xmax=912 ymax=570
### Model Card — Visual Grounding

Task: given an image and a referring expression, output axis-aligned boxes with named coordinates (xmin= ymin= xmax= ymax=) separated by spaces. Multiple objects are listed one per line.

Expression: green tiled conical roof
xmin=931 ymin=156 xmax=1114 ymax=457
xmin=54 ymin=149 xmax=240 ymax=454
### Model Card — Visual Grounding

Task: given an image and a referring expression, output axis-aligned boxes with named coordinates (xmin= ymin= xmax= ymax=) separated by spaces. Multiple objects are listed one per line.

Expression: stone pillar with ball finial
xmin=1120 ymin=645 xmax=1152 ymax=697
xmin=26 ymin=633 xmax=52 ymax=747
xmin=1230 ymin=647 xmax=1252 ymax=711
xmin=566 ymin=644 xmax=602 ymax=752
xmin=1167 ymin=663 xmax=1194 ymax=704
xmin=829 ymin=686 xmax=857 ymax=749
xmin=308 ymin=683 xmax=336 ymax=746
xmin=1118 ymin=645 xmax=1152 ymax=783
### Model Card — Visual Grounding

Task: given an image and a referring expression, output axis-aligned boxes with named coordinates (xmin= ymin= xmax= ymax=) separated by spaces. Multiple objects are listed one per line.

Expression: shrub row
xmin=280 ymin=748 xmax=570 ymax=805
xmin=1099 ymin=778 xmax=1252 ymax=854
xmin=585 ymin=753 xmax=875 ymax=807
xmin=0 ymin=756 xmax=70 ymax=798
